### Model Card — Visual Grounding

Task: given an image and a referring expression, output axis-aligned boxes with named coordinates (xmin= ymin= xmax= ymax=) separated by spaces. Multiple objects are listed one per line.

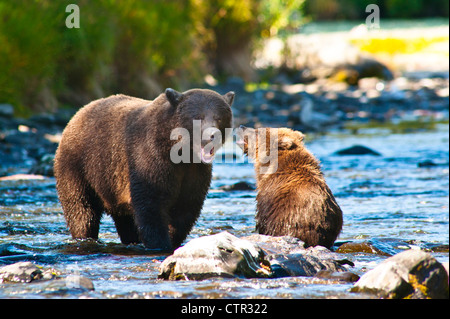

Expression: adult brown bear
xmin=236 ymin=126 xmax=342 ymax=249
xmin=54 ymin=88 xmax=234 ymax=251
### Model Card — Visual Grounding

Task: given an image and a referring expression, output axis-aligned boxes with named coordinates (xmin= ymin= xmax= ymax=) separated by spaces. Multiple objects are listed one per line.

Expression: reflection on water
xmin=0 ymin=125 xmax=448 ymax=298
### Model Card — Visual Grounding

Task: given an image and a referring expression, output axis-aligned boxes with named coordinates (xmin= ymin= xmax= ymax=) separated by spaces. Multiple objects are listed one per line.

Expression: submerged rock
xmin=337 ymin=242 xmax=383 ymax=255
xmin=334 ymin=145 xmax=381 ymax=156
xmin=351 ymin=250 xmax=449 ymax=299
xmin=268 ymin=253 xmax=348 ymax=278
xmin=0 ymin=261 xmax=95 ymax=298
xmin=219 ymin=181 xmax=255 ymax=191
xmin=58 ymin=275 xmax=94 ymax=291
xmin=159 ymin=232 xmax=272 ymax=280
xmin=315 ymin=270 xmax=360 ymax=283
xmin=336 ymin=241 xmax=392 ymax=256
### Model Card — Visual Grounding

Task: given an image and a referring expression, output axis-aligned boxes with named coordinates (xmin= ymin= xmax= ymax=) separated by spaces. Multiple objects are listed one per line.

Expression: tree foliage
xmin=2 ymin=0 xmax=444 ymax=114
xmin=0 ymin=0 xmax=304 ymax=114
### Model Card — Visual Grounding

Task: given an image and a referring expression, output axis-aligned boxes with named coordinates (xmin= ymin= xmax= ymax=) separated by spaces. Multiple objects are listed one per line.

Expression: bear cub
xmin=54 ymin=88 xmax=234 ymax=251
xmin=236 ymin=126 xmax=342 ymax=249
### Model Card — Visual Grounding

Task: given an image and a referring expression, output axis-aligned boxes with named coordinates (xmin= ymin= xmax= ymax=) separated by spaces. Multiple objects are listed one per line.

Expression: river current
xmin=0 ymin=125 xmax=448 ymax=298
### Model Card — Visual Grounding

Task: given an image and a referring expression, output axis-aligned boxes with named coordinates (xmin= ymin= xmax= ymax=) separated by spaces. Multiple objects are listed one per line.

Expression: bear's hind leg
xmin=57 ymin=177 xmax=103 ymax=240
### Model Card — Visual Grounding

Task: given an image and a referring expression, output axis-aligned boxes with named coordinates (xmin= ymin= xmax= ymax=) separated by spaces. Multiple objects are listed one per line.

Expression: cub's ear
xmin=278 ymin=131 xmax=304 ymax=150
xmin=223 ymin=91 xmax=235 ymax=106
xmin=165 ymin=88 xmax=183 ymax=107
xmin=278 ymin=136 xmax=295 ymax=150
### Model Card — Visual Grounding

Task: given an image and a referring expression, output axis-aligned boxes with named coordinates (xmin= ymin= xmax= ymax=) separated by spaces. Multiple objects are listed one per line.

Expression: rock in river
xmin=267 ymin=253 xmax=348 ymax=278
xmin=351 ymin=249 xmax=449 ymax=299
xmin=159 ymin=232 xmax=353 ymax=281
xmin=334 ymin=145 xmax=381 ymax=156
xmin=245 ymin=234 xmax=351 ymax=278
xmin=0 ymin=261 xmax=95 ymax=296
xmin=159 ymin=232 xmax=272 ymax=280
xmin=0 ymin=261 xmax=43 ymax=283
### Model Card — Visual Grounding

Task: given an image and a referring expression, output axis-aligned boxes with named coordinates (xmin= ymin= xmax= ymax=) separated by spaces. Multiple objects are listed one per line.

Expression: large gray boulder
xmin=159 ymin=232 xmax=353 ymax=281
xmin=159 ymin=232 xmax=272 ymax=280
xmin=352 ymin=250 xmax=449 ymax=299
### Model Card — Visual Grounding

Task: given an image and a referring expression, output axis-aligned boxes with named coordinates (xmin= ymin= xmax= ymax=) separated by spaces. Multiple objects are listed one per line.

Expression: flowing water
xmin=0 ymin=125 xmax=448 ymax=299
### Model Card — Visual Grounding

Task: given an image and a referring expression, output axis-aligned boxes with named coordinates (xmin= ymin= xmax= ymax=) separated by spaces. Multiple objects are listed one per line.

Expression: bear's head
xmin=236 ymin=126 xmax=304 ymax=174
xmin=166 ymin=88 xmax=234 ymax=164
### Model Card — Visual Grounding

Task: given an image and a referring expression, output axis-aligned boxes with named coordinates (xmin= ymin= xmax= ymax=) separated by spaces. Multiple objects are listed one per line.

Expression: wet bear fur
xmin=54 ymin=88 xmax=234 ymax=251
xmin=236 ymin=126 xmax=342 ymax=249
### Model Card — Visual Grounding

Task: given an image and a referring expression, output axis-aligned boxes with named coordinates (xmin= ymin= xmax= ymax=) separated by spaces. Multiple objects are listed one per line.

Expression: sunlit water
xmin=0 ymin=125 xmax=448 ymax=298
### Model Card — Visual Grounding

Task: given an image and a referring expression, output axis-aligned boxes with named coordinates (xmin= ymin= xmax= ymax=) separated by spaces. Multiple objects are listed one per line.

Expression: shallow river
xmin=0 ymin=125 xmax=448 ymax=299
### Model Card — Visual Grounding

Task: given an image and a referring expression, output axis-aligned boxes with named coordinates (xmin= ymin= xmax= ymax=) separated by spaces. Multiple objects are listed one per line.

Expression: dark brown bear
xmin=236 ymin=126 xmax=342 ymax=249
xmin=54 ymin=88 xmax=234 ymax=251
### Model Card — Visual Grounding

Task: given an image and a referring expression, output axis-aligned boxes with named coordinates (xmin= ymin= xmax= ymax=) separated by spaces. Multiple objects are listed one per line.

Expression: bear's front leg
xmin=168 ymin=190 xmax=208 ymax=248
xmin=129 ymin=177 xmax=173 ymax=252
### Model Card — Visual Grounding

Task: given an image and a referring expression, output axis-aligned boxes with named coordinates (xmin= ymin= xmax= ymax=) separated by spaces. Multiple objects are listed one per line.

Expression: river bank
xmin=1 ymin=68 xmax=449 ymax=178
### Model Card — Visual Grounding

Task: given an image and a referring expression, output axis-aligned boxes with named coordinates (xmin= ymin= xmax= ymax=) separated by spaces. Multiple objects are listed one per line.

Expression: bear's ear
xmin=278 ymin=131 xmax=304 ymax=150
xmin=223 ymin=91 xmax=235 ymax=106
xmin=278 ymin=136 xmax=295 ymax=150
xmin=165 ymin=88 xmax=183 ymax=107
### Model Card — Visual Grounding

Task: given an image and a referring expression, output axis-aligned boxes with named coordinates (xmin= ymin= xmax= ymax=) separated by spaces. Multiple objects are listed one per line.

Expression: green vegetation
xmin=0 ymin=0 xmax=304 ymax=115
xmin=1 ymin=0 xmax=448 ymax=115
